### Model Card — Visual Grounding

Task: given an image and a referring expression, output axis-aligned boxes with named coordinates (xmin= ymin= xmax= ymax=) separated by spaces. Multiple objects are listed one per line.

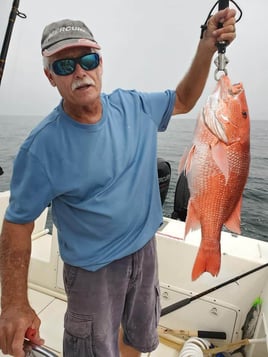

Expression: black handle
xmin=218 ymin=0 xmax=229 ymax=29
xmin=218 ymin=0 xmax=229 ymax=11
xmin=217 ymin=0 xmax=230 ymax=53
xmin=198 ymin=330 xmax=226 ymax=340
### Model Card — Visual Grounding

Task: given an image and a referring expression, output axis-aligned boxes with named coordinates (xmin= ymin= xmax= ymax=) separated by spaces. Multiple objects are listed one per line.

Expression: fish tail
xmin=191 ymin=247 xmax=221 ymax=280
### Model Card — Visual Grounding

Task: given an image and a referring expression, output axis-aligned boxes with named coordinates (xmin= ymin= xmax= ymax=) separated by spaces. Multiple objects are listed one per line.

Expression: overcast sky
xmin=0 ymin=0 xmax=267 ymax=120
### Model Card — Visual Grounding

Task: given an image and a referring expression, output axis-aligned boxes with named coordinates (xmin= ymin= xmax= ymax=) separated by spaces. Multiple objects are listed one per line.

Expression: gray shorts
xmin=62 ymin=237 xmax=160 ymax=357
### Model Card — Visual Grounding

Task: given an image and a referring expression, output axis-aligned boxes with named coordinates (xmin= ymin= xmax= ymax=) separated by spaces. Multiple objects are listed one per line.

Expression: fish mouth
xmin=230 ymin=82 xmax=244 ymax=95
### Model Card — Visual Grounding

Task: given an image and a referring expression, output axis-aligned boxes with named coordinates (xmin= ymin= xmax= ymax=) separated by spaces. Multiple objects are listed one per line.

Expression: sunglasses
xmin=51 ymin=53 xmax=100 ymax=76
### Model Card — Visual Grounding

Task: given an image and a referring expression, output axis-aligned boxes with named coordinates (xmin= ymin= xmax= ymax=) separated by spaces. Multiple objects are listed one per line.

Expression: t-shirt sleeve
xmin=5 ymin=148 xmax=54 ymax=223
xmin=138 ymin=90 xmax=176 ymax=131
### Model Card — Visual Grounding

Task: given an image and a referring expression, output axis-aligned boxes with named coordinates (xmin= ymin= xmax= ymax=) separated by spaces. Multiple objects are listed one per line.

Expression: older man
xmin=0 ymin=9 xmax=236 ymax=357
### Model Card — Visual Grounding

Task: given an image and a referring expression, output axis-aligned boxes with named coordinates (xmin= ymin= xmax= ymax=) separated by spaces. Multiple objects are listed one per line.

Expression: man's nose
xmin=73 ymin=63 xmax=87 ymax=77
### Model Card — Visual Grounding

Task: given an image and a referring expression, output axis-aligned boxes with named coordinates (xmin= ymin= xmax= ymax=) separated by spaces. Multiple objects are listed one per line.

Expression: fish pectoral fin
xmin=224 ymin=196 xmax=242 ymax=234
xmin=192 ymin=246 xmax=221 ymax=281
xmin=178 ymin=148 xmax=189 ymax=172
xmin=211 ymin=141 xmax=229 ymax=182
xmin=179 ymin=145 xmax=196 ymax=175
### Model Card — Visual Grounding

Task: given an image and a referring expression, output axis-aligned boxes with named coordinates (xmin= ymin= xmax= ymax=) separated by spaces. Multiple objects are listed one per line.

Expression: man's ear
xmin=44 ymin=68 xmax=56 ymax=87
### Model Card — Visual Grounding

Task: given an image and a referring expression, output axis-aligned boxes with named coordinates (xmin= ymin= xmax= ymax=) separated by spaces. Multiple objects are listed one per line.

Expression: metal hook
xmin=214 ymin=53 xmax=229 ymax=80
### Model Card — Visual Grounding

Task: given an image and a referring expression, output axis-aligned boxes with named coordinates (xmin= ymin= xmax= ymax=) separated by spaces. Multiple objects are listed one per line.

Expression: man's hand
xmin=203 ymin=8 xmax=237 ymax=51
xmin=0 ymin=305 xmax=44 ymax=357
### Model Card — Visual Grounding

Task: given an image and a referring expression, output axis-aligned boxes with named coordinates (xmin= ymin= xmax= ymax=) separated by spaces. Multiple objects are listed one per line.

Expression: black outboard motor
xmin=0 ymin=167 xmax=3 ymax=176
xmin=157 ymin=158 xmax=171 ymax=206
xmin=171 ymin=170 xmax=190 ymax=222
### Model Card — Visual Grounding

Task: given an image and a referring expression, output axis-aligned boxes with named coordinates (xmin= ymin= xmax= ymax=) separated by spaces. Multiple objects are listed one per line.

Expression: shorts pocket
xmin=63 ymin=311 xmax=95 ymax=356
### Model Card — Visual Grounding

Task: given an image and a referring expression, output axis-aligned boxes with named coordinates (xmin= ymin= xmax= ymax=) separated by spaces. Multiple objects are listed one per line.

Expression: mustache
xmin=71 ymin=78 xmax=95 ymax=91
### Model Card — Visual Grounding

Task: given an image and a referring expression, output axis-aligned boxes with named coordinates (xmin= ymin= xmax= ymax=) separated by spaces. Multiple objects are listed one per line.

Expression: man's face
xmin=45 ymin=46 xmax=103 ymax=111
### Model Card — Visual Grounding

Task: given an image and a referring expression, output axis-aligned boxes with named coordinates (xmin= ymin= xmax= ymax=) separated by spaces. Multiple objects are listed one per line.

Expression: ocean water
xmin=0 ymin=115 xmax=267 ymax=241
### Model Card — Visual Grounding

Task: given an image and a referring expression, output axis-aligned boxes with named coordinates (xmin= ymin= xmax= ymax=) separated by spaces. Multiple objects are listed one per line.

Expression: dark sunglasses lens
xmin=80 ymin=53 xmax=99 ymax=71
xmin=52 ymin=53 xmax=100 ymax=76
xmin=52 ymin=59 xmax=75 ymax=76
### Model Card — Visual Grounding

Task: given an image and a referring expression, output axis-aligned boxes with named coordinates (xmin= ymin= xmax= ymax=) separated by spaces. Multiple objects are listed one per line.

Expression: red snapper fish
xmin=180 ymin=75 xmax=250 ymax=280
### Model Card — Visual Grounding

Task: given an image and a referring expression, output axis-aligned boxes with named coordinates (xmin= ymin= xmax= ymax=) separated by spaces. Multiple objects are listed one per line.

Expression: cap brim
xmin=42 ymin=38 xmax=101 ymax=57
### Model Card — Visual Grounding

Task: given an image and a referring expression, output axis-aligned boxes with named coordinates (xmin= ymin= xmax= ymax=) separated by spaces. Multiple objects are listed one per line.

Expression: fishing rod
xmin=0 ymin=0 xmax=26 ymax=86
xmin=0 ymin=0 xmax=26 ymax=176
xmin=161 ymin=262 xmax=268 ymax=316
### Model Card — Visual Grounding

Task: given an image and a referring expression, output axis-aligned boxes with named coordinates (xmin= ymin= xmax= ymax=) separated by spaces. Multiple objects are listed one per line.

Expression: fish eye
xmin=242 ymin=111 xmax=248 ymax=119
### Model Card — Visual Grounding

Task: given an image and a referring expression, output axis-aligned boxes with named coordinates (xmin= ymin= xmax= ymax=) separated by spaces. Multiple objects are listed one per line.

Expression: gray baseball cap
xmin=41 ymin=19 xmax=101 ymax=57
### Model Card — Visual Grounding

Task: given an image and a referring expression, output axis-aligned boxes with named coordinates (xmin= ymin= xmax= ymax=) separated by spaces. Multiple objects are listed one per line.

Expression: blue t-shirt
xmin=6 ymin=89 xmax=175 ymax=271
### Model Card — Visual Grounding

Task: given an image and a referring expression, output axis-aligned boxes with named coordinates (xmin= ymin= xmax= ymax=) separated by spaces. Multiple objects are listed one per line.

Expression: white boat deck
xmin=1 ymin=190 xmax=268 ymax=356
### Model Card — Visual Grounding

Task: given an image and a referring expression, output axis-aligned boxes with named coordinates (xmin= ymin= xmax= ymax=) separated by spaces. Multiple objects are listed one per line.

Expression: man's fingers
xmin=12 ymin=327 xmax=28 ymax=357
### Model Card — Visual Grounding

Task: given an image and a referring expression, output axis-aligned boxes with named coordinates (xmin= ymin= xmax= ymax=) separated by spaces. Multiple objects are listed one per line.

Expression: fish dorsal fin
xmin=224 ymin=195 xmax=242 ymax=234
xmin=211 ymin=141 xmax=229 ymax=182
